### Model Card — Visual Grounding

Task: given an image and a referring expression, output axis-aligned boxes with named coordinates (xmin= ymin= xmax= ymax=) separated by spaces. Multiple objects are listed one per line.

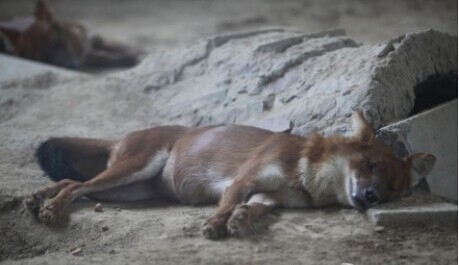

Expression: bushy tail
xmin=36 ymin=137 xmax=114 ymax=182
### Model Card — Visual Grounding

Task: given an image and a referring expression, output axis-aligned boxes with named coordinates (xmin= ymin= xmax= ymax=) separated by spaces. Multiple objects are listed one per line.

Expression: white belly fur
xmin=160 ymin=153 xmax=234 ymax=204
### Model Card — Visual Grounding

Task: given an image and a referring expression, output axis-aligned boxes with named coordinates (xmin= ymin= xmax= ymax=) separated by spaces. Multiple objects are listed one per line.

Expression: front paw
xmin=201 ymin=216 xmax=228 ymax=240
xmin=227 ymin=205 xmax=253 ymax=237
xmin=24 ymin=191 xmax=45 ymax=215
xmin=38 ymin=201 xmax=61 ymax=224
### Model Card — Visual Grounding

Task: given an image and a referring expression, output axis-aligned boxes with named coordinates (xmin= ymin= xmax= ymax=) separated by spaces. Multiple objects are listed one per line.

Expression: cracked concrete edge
xmin=367 ymin=202 xmax=458 ymax=226
xmin=366 ymin=186 xmax=458 ymax=226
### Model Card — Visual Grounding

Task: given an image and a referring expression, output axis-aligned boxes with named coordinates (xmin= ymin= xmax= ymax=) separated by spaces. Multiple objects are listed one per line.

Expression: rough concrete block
xmin=377 ymin=100 xmax=458 ymax=201
xmin=368 ymin=203 xmax=458 ymax=226
xmin=367 ymin=189 xmax=457 ymax=226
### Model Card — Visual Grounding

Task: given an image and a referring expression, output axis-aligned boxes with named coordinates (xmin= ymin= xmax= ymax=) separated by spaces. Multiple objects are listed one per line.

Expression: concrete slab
xmin=368 ymin=203 xmax=457 ymax=226
xmin=377 ymin=100 xmax=458 ymax=201
xmin=367 ymin=188 xmax=458 ymax=226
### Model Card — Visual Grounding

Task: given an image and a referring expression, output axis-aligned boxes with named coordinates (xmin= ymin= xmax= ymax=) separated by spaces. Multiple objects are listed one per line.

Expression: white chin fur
xmin=343 ymin=174 xmax=357 ymax=208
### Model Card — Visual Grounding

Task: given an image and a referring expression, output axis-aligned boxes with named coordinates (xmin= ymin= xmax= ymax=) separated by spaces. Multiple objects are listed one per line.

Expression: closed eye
xmin=387 ymin=186 xmax=402 ymax=192
xmin=366 ymin=160 xmax=375 ymax=171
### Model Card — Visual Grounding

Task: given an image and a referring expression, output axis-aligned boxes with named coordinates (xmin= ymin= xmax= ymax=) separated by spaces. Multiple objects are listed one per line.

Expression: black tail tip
xmin=36 ymin=138 xmax=87 ymax=182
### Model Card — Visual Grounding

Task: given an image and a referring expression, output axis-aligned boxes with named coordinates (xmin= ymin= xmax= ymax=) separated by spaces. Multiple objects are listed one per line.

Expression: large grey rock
xmin=377 ymin=100 xmax=458 ymax=201
xmin=112 ymin=28 xmax=457 ymax=136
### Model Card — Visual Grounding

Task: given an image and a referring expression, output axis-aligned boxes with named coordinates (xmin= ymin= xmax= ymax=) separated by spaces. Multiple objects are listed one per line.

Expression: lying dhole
xmin=25 ymin=112 xmax=435 ymax=239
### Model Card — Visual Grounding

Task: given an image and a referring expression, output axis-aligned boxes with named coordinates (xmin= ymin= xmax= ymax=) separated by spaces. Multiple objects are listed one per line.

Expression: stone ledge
xmin=368 ymin=202 xmax=457 ymax=226
xmin=367 ymin=188 xmax=458 ymax=226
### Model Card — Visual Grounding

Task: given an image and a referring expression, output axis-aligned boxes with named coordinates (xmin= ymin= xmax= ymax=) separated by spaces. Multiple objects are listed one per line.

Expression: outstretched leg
xmin=25 ymin=137 xmax=113 ymax=215
xmin=80 ymin=35 xmax=141 ymax=68
xmin=26 ymin=127 xmax=189 ymax=223
xmin=25 ymin=179 xmax=78 ymax=215
xmin=37 ymin=149 xmax=168 ymax=224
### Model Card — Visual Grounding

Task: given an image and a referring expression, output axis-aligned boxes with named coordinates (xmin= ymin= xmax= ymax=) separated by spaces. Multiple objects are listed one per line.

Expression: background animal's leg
xmin=80 ymin=35 xmax=140 ymax=68
xmin=81 ymin=50 xmax=138 ymax=68
xmin=90 ymin=35 xmax=133 ymax=53
xmin=227 ymin=193 xmax=277 ymax=237
xmin=38 ymin=152 xmax=166 ymax=224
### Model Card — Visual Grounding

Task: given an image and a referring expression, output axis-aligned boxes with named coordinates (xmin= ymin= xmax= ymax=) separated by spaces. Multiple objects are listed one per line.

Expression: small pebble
xmin=109 ymin=249 xmax=116 ymax=254
xmin=101 ymin=225 xmax=109 ymax=232
xmin=374 ymin=226 xmax=385 ymax=233
xmin=115 ymin=207 xmax=121 ymax=211
xmin=94 ymin=203 xmax=103 ymax=212
xmin=70 ymin=248 xmax=82 ymax=256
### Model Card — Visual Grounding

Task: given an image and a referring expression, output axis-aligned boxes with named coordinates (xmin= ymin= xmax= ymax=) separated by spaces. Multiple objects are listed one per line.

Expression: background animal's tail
xmin=36 ymin=137 xmax=114 ymax=182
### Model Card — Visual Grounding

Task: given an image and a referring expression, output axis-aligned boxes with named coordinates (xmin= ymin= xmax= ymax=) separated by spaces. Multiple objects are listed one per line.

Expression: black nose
xmin=364 ymin=188 xmax=380 ymax=204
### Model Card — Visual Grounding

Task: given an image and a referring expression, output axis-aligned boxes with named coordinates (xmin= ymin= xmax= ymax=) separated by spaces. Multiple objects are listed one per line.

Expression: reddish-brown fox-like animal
xmin=0 ymin=0 xmax=140 ymax=70
xmin=25 ymin=112 xmax=435 ymax=239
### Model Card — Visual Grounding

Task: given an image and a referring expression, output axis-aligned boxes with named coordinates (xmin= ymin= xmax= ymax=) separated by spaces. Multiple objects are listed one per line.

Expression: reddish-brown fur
xmin=25 ymin=112 xmax=436 ymax=239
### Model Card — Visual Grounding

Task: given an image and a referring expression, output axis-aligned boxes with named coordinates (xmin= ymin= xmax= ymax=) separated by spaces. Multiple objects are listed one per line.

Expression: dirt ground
xmin=0 ymin=198 xmax=457 ymax=265
xmin=0 ymin=0 xmax=457 ymax=264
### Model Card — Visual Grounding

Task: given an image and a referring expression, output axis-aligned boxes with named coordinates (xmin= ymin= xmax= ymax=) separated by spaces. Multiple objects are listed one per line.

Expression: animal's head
xmin=342 ymin=111 xmax=435 ymax=210
xmin=0 ymin=0 xmax=86 ymax=68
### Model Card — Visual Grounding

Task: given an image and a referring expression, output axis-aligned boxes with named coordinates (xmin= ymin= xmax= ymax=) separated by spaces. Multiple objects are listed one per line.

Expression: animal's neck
xmin=299 ymin=135 xmax=349 ymax=207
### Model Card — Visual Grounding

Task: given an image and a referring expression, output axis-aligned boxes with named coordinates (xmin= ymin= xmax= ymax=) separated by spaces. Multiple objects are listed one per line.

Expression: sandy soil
xmin=1 ymin=198 xmax=457 ymax=265
xmin=0 ymin=0 xmax=457 ymax=264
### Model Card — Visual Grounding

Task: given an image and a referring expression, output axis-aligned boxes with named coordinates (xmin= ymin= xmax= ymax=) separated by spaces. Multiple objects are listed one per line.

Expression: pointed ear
xmin=35 ymin=0 xmax=54 ymax=22
xmin=0 ymin=27 xmax=22 ymax=54
xmin=351 ymin=111 xmax=375 ymax=144
xmin=405 ymin=153 xmax=436 ymax=187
